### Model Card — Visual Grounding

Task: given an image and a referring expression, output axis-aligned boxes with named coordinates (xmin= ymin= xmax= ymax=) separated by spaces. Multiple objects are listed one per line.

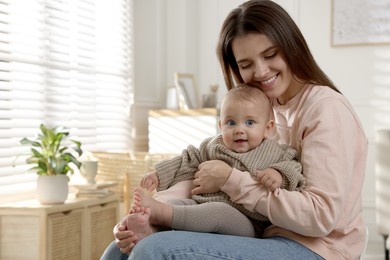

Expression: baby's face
xmin=219 ymin=96 xmax=270 ymax=153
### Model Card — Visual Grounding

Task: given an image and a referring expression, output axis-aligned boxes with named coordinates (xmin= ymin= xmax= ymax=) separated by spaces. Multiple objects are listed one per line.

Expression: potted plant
xmin=20 ymin=124 xmax=83 ymax=204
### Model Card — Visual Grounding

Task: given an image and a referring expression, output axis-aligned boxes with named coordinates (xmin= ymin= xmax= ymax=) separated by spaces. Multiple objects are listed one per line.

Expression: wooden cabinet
xmin=0 ymin=195 xmax=119 ymax=260
xmin=148 ymin=108 xmax=220 ymax=153
xmin=86 ymin=200 xmax=119 ymax=260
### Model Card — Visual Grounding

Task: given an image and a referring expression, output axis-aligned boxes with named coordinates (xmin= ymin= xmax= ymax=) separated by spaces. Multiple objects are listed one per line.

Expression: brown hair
xmin=216 ymin=0 xmax=340 ymax=93
xmin=224 ymin=83 xmax=271 ymax=119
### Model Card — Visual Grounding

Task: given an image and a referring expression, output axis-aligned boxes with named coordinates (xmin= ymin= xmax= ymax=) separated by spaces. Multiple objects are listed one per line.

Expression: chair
xmin=359 ymin=225 xmax=369 ymax=260
xmin=375 ymin=129 xmax=390 ymax=260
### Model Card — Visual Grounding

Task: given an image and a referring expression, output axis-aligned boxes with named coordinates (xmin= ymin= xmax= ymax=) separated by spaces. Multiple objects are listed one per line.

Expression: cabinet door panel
xmin=48 ymin=209 xmax=84 ymax=260
xmin=87 ymin=202 xmax=118 ymax=260
xmin=0 ymin=215 xmax=39 ymax=259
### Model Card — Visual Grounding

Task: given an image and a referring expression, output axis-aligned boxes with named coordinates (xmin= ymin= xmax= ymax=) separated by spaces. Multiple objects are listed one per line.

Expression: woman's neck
xmin=277 ymin=79 xmax=305 ymax=105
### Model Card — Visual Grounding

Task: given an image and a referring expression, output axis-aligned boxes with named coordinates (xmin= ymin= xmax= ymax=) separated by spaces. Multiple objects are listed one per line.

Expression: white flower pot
xmin=36 ymin=175 xmax=69 ymax=204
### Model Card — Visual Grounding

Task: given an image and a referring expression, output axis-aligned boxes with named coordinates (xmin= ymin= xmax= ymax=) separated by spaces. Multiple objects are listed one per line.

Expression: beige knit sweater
xmin=154 ymin=135 xmax=304 ymax=221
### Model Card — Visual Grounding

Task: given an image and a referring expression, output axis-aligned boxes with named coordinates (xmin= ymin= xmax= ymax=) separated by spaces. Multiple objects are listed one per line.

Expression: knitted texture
xmin=154 ymin=135 xmax=304 ymax=221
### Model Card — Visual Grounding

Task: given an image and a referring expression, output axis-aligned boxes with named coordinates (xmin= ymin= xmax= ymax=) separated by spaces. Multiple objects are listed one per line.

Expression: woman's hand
xmin=191 ymin=160 xmax=232 ymax=195
xmin=113 ymin=216 xmax=138 ymax=254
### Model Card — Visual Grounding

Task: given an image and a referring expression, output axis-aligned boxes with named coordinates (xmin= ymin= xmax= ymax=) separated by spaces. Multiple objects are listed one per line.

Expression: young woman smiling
xmin=102 ymin=1 xmax=367 ymax=259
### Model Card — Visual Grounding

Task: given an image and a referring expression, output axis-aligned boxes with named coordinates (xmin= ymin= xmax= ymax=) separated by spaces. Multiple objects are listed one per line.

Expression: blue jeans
xmin=100 ymin=231 xmax=324 ymax=260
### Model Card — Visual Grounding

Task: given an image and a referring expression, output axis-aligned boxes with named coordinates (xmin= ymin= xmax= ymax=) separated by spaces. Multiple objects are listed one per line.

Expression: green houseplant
xmin=20 ymin=124 xmax=83 ymax=204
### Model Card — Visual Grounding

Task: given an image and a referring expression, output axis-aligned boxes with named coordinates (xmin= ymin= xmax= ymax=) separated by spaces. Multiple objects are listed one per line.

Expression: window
xmin=0 ymin=0 xmax=133 ymax=202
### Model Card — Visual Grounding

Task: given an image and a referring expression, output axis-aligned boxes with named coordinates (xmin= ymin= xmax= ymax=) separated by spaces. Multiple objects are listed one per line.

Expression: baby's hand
xmin=140 ymin=171 xmax=159 ymax=191
xmin=255 ymin=168 xmax=282 ymax=192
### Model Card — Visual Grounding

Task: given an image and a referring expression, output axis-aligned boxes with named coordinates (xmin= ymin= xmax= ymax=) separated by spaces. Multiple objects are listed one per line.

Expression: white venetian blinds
xmin=0 ymin=0 xmax=133 ymax=200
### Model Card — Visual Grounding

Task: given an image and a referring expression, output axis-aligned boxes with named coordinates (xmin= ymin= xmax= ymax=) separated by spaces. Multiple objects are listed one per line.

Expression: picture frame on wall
xmin=174 ymin=72 xmax=199 ymax=110
xmin=332 ymin=0 xmax=390 ymax=46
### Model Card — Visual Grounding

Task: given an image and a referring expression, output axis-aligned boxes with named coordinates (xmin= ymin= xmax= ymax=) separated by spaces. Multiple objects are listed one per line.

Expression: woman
xmin=101 ymin=1 xmax=367 ymax=259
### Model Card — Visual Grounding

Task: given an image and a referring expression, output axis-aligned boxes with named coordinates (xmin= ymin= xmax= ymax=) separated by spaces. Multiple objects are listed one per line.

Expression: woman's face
xmin=232 ymin=34 xmax=303 ymax=104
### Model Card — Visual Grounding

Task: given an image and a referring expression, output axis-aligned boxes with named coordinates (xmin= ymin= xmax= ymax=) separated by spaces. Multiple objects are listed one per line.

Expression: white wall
xmin=133 ymin=1 xmax=390 ymax=258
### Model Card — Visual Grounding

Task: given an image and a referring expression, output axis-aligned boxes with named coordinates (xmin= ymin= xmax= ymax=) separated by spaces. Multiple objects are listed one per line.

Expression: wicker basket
xmin=92 ymin=151 xmax=178 ymax=212
xmin=123 ymin=152 xmax=178 ymax=212
xmin=92 ymin=151 xmax=133 ymax=201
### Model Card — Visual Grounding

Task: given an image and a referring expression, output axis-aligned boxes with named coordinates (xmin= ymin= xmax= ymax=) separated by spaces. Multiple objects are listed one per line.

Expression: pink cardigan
xmin=222 ymin=85 xmax=367 ymax=260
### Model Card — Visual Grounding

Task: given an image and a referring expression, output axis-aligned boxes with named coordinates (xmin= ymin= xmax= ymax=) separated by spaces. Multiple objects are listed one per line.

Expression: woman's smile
xmin=261 ymin=74 xmax=278 ymax=85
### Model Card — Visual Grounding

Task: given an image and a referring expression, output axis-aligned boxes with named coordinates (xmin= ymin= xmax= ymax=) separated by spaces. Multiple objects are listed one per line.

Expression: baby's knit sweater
xmin=154 ymin=135 xmax=304 ymax=221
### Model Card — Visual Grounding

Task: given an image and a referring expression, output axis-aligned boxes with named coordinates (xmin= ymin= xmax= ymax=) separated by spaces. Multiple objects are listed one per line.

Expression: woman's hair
xmin=216 ymin=0 xmax=340 ymax=93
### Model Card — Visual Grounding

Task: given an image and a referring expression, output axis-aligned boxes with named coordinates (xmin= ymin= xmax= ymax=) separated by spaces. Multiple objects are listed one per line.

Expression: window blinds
xmin=0 ymin=0 xmax=133 ymax=200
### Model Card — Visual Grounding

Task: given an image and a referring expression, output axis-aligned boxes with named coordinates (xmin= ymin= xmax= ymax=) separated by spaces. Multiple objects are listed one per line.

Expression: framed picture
xmin=174 ymin=72 xmax=199 ymax=110
xmin=332 ymin=0 xmax=390 ymax=46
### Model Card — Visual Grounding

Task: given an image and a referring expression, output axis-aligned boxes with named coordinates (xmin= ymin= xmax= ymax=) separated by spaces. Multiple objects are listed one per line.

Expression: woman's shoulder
xmin=300 ymin=84 xmax=352 ymax=112
xmin=299 ymin=85 xmax=365 ymax=132
xmin=304 ymin=84 xmax=345 ymax=102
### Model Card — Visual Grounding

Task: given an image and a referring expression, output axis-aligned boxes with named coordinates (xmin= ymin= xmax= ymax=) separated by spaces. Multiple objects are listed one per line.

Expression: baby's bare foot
xmin=133 ymin=187 xmax=155 ymax=208
xmin=132 ymin=187 xmax=173 ymax=227
xmin=125 ymin=207 xmax=154 ymax=245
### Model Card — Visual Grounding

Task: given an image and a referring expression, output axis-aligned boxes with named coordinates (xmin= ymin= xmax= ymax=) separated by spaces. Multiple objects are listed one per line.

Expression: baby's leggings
xmin=169 ymin=199 xmax=256 ymax=237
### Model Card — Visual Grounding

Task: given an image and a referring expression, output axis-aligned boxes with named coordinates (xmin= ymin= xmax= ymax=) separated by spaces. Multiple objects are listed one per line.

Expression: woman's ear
xmin=264 ymin=120 xmax=274 ymax=137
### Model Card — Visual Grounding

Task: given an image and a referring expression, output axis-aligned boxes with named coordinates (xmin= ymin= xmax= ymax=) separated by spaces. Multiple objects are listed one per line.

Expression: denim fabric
xmin=100 ymin=231 xmax=324 ymax=260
